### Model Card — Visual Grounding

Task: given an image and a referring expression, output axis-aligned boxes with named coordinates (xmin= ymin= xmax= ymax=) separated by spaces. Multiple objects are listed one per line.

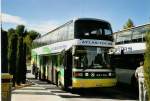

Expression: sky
xmin=1 ymin=0 xmax=150 ymax=35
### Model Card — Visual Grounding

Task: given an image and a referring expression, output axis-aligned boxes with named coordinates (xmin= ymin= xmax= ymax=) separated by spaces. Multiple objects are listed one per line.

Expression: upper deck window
xmin=116 ymin=30 xmax=132 ymax=44
xmin=132 ymin=27 xmax=146 ymax=42
xmin=115 ymin=24 xmax=150 ymax=45
xmin=75 ymin=20 xmax=113 ymax=40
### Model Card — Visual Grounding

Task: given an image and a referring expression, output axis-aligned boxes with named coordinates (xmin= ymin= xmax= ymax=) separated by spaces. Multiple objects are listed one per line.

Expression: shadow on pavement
xmin=51 ymin=90 xmax=68 ymax=93
xmin=58 ymin=87 xmax=138 ymax=100
xmin=26 ymin=79 xmax=138 ymax=100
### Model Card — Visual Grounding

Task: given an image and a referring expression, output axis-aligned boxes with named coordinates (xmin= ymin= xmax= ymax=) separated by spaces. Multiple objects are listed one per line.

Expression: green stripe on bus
xmin=42 ymin=47 xmax=51 ymax=54
xmin=32 ymin=50 xmax=37 ymax=56
xmin=60 ymin=68 xmax=64 ymax=76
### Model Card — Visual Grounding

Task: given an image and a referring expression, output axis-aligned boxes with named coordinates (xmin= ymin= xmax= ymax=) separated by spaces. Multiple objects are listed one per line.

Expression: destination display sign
xmin=76 ymin=39 xmax=113 ymax=47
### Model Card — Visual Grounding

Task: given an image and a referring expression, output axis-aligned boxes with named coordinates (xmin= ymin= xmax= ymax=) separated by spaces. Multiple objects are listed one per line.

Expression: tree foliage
xmin=1 ymin=29 xmax=8 ymax=73
xmin=123 ymin=18 xmax=135 ymax=29
xmin=7 ymin=28 xmax=16 ymax=63
xmin=16 ymin=37 xmax=24 ymax=85
xmin=6 ymin=24 xmax=40 ymax=86
xmin=24 ymin=30 xmax=40 ymax=61
xmin=28 ymin=30 xmax=40 ymax=40
xmin=15 ymin=25 xmax=27 ymax=85
xmin=8 ymin=28 xmax=15 ymax=38
xmin=24 ymin=35 xmax=32 ymax=61
xmin=16 ymin=25 xmax=25 ymax=37
xmin=22 ymin=43 xmax=27 ymax=83
xmin=144 ymin=31 xmax=150 ymax=100
xmin=9 ymin=34 xmax=18 ymax=86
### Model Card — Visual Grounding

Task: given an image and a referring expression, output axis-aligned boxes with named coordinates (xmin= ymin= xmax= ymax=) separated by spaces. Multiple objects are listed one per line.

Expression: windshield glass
xmin=73 ymin=46 xmax=110 ymax=69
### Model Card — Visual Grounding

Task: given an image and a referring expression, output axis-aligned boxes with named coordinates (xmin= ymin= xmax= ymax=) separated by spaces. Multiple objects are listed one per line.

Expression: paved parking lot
xmin=12 ymin=79 xmax=138 ymax=101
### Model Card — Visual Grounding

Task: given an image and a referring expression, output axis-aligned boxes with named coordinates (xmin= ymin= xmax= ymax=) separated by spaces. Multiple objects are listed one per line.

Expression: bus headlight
xmin=108 ymin=73 xmax=112 ymax=76
xmin=85 ymin=73 xmax=89 ymax=76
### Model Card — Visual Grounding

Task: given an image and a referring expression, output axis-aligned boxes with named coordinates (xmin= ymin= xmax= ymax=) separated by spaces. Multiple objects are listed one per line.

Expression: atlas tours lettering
xmin=81 ymin=40 xmax=112 ymax=46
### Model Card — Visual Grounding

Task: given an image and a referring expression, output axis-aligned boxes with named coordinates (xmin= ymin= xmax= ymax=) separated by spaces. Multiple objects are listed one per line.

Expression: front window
xmin=73 ymin=46 xmax=111 ymax=69
xmin=75 ymin=19 xmax=113 ymax=40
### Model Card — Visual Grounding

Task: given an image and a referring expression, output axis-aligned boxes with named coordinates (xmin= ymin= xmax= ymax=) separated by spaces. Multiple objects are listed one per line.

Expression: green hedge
xmin=144 ymin=31 xmax=150 ymax=100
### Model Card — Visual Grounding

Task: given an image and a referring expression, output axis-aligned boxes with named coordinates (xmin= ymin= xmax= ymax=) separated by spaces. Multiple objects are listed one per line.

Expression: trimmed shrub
xmin=1 ymin=30 xmax=8 ymax=73
xmin=9 ymin=34 xmax=18 ymax=86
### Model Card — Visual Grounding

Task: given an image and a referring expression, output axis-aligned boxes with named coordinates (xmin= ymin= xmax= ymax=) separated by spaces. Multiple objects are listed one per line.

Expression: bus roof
xmin=34 ymin=18 xmax=110 ymax=40
xmin=74 ymin=18 xmax=110 ymax=24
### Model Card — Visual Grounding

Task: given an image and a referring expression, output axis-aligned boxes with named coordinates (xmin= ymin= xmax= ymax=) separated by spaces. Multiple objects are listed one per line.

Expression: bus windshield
xmin=75 ymin=19 xmax=112 ymax=40
xmin=73 ymin=46 xmax=111 ymax=69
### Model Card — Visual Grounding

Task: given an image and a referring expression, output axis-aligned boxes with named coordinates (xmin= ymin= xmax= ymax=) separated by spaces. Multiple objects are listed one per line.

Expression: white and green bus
xmin=31 ymin=18 xmax=117 ymax=89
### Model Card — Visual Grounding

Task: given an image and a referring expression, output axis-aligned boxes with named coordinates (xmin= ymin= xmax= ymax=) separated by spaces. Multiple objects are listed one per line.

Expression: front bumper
xmin=72 ymin=78 xmax=117 ymax=88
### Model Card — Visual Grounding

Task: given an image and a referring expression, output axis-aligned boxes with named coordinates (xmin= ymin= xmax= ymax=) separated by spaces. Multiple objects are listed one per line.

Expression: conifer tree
xmin=9 ymin=34 xmax=18 ymax=86
xmin=22 ymin=41 xmax=27 ymax=83
xmin=16 ymin=25 xmax=25 ymax=85
xmin=123 ymin=18 xmax=135 ymax=29
xmin=1 ymin=29 xmax=8 ymax=73
xmin=16 ymin=37 xmax=24 ymax=85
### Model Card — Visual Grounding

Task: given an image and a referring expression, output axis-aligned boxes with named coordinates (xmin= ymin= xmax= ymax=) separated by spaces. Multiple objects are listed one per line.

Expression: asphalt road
xmin=12 ymin=79 xmax=138 ymax=101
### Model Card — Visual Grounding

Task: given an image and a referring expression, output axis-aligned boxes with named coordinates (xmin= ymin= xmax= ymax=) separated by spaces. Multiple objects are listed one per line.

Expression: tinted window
xmin=75 ymin=20 xmax=113 ymax=40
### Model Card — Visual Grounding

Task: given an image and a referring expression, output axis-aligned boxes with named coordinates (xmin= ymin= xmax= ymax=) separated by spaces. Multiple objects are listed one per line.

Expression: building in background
xmin=111 ymin=23 xmax=150 ymax=89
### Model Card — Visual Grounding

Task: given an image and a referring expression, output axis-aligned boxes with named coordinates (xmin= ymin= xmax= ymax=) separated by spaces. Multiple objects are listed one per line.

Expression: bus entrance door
xmin=64 ymin=51 xmax=72 ymax=88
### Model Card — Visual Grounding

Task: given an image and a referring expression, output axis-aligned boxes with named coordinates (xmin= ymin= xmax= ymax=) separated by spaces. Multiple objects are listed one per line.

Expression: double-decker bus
xmin=111 ymin=23 xmax=150 ymax=89
xmin=31 ymin=18 xmax=117 ymax=89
